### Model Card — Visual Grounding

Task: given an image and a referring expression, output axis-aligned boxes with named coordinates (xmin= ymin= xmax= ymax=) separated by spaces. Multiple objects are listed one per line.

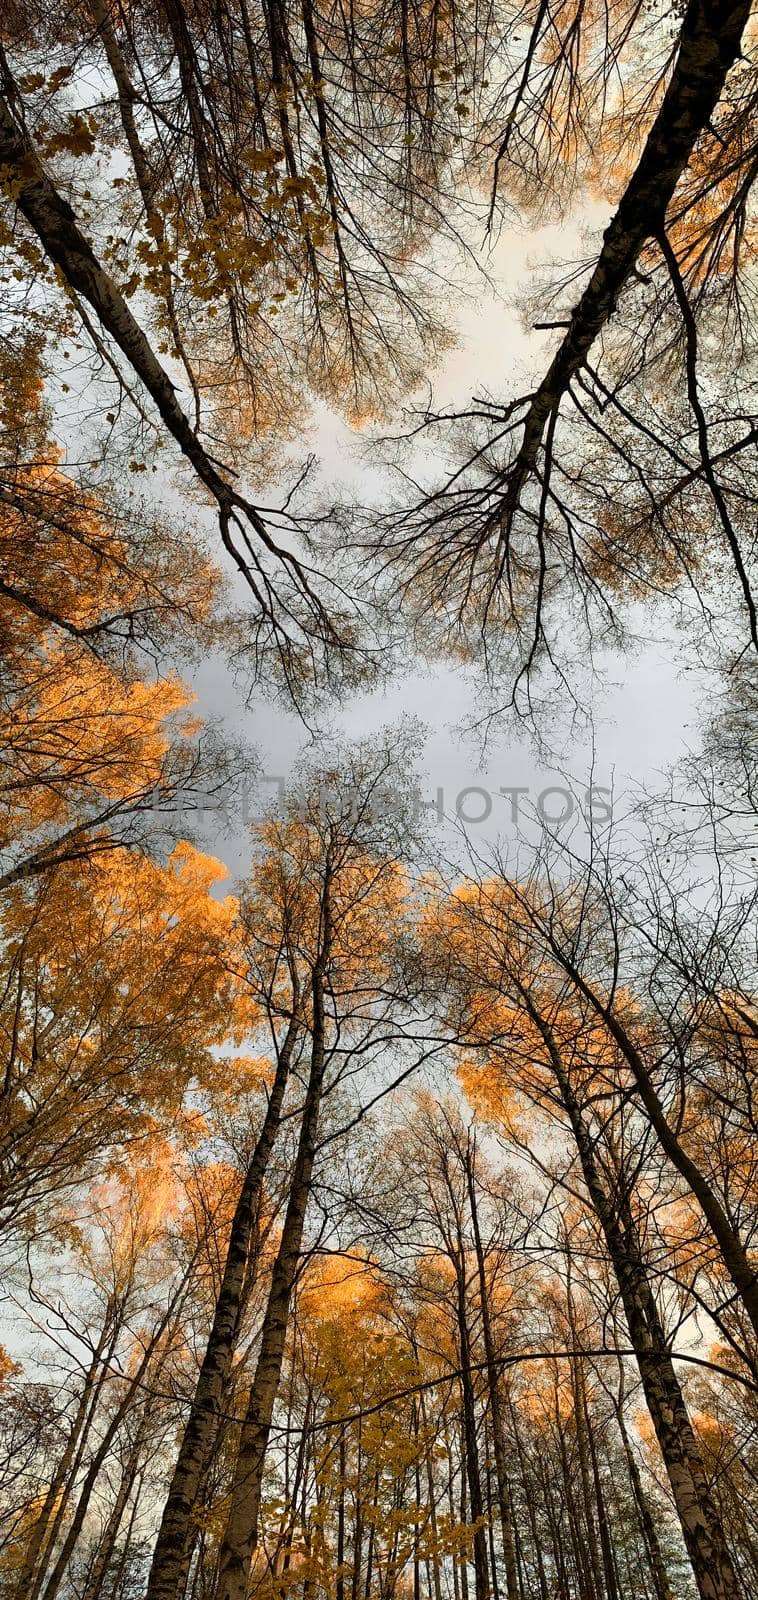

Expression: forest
xmin=0 ymin=3 xmax=756 ymax=1600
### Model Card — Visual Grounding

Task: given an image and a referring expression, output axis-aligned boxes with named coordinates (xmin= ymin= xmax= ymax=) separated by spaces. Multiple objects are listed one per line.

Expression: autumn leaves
xmin=0 ymin=2 xmax=756 ymax=1600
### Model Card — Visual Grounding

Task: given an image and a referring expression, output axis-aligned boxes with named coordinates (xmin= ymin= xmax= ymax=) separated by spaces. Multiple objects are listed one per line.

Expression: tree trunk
xmin=363 ymin=1473 xmax=379 ymax=1600
xmin=581 ymin=1381 xmax=620 ymax=1600
xmin=507 ymin=1394 xmax=548 ymax=1600
xmin=0 ymin=89 xmax=234 ymax=514
xmin=146 ymin=1016 xmax=299 ymax=1600
xmin=419 ymin=1387 xmax=443 ymax=1600
xmin=455 ymin=1261 xmax=490 ymax=1600
xmin=537 ymin=1456 xmax=569 ymax=1600
xmin=466 ymin=1155 xmax=519 ymax=1600
xmin=214 ymin=882 xmax=331 ymax=1600
xmin=532 ymin=1003 xmax=743 ymax=1600
xmin=550 ymin=949 xmax=758 ymax=1346
xmin=81 ymin=1410 xmax=148 ymax=1600
xmin=337 ymin=1428 xmax=347 ymax=1600
xmin=38 ymin=1286 xmax=187 ymax=1600
xmin=15 ymin=1309 xmax=118 ymax=1600
xmin=495 ymin=0 xmax=753 ymax=516
xmin=351 ymin=1415 xmax=364 ymax=1600
xmin=614 ymin=1380 xmax=675 ymax=1600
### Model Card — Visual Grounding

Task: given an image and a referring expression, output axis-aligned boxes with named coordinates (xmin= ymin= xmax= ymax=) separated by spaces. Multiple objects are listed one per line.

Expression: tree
xmin=0 ymin=841 xmax=244 ymax=1239
xmin=367 ymin=0 xmax=757 ymax=707
xmin=0 ymin=0 xmax=500 ymax=692
xmin=0 ymin=331 xmax=243 ymax=891
xmin=147 ymin=739 xmax=422 ymax=1600
xmin=423 ymin=870 xmax=746 ymax=1600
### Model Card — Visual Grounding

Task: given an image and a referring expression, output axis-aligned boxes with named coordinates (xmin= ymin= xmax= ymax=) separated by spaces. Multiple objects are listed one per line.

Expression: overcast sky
xmin=170 ymin=212 xmax=707 ymax=882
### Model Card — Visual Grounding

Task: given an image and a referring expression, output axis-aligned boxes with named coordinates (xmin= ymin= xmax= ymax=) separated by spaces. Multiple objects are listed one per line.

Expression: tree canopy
xmin=0 ymin=3 xmax=755 ymax=1600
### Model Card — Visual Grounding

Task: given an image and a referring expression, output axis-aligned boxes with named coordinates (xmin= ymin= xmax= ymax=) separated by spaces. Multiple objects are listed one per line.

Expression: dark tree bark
xmin=465 ymin=1148 xmax=519 ymax=1600
xmin=613 ymin=1373 xmax=675 ymax=1600
xmin=214 ymin=867 xmax=332 ymax=1600
xmin=541 ymin=943 xmax=758 ymax=1345
xmin=145 ymin=1014 xmax=300 ymax=1600
xmin=526 ymin=996 xmax=743 ymax=1600
xmin=453 ymin=1246 xmax=490 ymax=1600
xmin=496 ymin=0 xmax=753 ymax=520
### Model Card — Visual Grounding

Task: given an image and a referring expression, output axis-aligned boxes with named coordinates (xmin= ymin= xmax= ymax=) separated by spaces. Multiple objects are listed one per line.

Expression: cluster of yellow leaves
xmin=1 ymin=839 xmax=240 ymax=1093
xmin=0 ymin=659 xmax=197 ymax=846
xmin=0 ymin=335 xmax=261 ymax=1230
xmin=244 ymin=817 xmax=411 ymax=1005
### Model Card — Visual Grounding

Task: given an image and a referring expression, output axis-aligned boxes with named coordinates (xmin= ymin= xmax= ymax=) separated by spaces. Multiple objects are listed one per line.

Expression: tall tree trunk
xmin=536 ymin=1457 xmax=569 ymax=1600
xmin=413 ymin=1406 xmax=422 ymax=1600
xmin=455 ymin=1259 xmax=490 ymax=1600
xmin=38 ymin=1282 xmax=189 ymax=1600
xmin=13 ymin=1312 xmax=116 ymax=1600
xmin=0 ymin=86 xmax=233 ymax=510
xmin=549 ymin=950 xmax=758 ymax=1346
xmin=555 ymin=1400 xmax=594 ymax=1600
xmin=444 ymin=1410 xmax=461 ymax=1600
xmin=146 ymin=1015 xmax=299 ymax=1600
xmin=419 ymin=1387 xmax=443 ymax=1600
xmin=581 ymin=1380 xmax=620 ymax=1600
xmin=363 ymin=1472 xmax=379 ymax=1600
xmin=337 ymin=1428 xmax=347 ymax=1600
xmin=507 ymin=1394 xmax=548 ymax=1600
xmin=459 ymin=1414 xmax=470 ymax=1600
xmin=529 ymin=997 xmax=743 ymax=1600
xmin=492 ymin=0 xmax=753 ymax=519
xmin=351 ymin=1415 xmax=364 ymax=1600
xmin=485 ymin=1453 xmax=501 ymax=1600
xmin=613 ymin=1377 xmax=674 ymax=1600
xmin=466 ymin=1154 xmax=519 ymax=1600
xmin=563 ymin=1276 xmax=604 ymax=1600
xmin=108 ymin=1469 xmax=143 ymax=1600
xmin=81 ymin=1409 xmax=148 ymax=1600
xmin=214 ymin=880 xmax=331 ymax=1600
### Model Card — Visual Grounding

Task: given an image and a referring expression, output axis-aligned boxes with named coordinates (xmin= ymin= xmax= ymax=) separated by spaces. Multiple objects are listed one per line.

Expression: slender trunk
xmin=215 ymin=880 xmax=331 ymax=1600
xmin=572 ymin=1369 xmax=603 ymax=1600
xmin=555 ymin=1402 xmax=593 ymax=1600
xmin=495 ymin=0 xmax=753 ymax=513
xmin=13 ymin=1314 xmax=114 ymax=1600
xmin=0 ymin=84 xmax=235 ymax=513
xmin=548 ymin=950 xmax=758 ymax=1346
xmin=562 ymin=1277 xmax=603 ymax=1600
xmin=38 ymin=1284 xmax=188 ymax=1600
xmin=482 ymin=1418 xmax=500 ymax=1600
xmin=510 ymin=1489 xmax=528 ymax=1600
xmin=413 ymin=1407 xmax=421 ymax=1600
xmin=582 ymin=1384 xmax=619 ymax=1600
xmin=486 ymin=1488 xmax=501 ymax=1600
xmin=88 ymin=0 xmax=201 ymax=420
xmin=455 ymin=1260 xmax=490 ymax=1600
xmin=466 ymin=1156 xmax=519 ymax=1600
xmin=337 ymin=1428 xmax=347 ymax=1600
xmin=614 ymin=1384 xmax=674 ymax=1600
xmin=387 ymin=1465 xmax=407 ymax=1596
xmin=81 ymin=1411 xmax=148 ymax=1600
xmin=351 ymin=1415 xmax=363 ymax=1600
xmin=146 ymin=1016 xmax=299 ymax=1600
xmin=531 ymin=1001 xmax=742 ymax=1600
xmin=419 ymin=1388 xmax=443 ymax=1600
xmin=507 ymin=1395 xmax=548 ymax=1600
xmin=364 ymin=1473 xmax=379 ymax=1600
xmin=446 ymin=1411 xmax=461 ymax=1600
xmin=109 ymin=1470 xmax=142 ymax=1600
xmin=459 ymin=1414 xmax=470 ymax=1600
xmin=537 ymin=1456 xmax=569 ymax=1600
